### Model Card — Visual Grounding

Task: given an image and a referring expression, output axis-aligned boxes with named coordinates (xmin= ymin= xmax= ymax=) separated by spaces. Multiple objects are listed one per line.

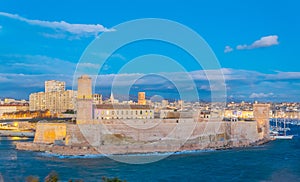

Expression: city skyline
xmin=0 ymin=1 xmax=300 ymax=101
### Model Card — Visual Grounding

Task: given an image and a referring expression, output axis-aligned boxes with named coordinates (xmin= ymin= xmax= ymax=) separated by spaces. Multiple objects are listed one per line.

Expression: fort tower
xmin=76 ymin=75 xmax=93 ymax=124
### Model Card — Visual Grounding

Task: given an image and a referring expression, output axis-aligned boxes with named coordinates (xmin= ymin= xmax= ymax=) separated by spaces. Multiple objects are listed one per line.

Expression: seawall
xmin=16 ymin=119 xmax=269 ymax=155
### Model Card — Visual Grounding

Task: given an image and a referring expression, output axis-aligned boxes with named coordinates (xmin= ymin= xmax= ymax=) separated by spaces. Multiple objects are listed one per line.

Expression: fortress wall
xmin=33 ymin=123 xmax=67 ymax=144
xmin=73 ymin=120 xmax=260 ymax=147
xmin=76 ymin=99 xmax=93 ymax=124
xmin=65 ymin=124 xmax=90 ymax=146
xmin=226 ymin=122 xmax=259 ymax=147
xmin=30 ymin=119 xmax=262 ymax=154
xmin=17 ymin=122 xmax=36 ymax=130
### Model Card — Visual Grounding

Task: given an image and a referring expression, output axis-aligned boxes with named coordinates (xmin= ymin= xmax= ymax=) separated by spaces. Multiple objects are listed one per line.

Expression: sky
xmin=0 ymin=0 xmax=300 ymax=102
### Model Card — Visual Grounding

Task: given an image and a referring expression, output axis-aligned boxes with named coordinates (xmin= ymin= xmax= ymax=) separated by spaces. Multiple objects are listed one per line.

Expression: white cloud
xmin=224 ymin=46 xmax=233 ymax=53
xmin=77 ymin=63 xmax=100 ymax=69
xmin=40 ymin=32 xmax=67 ymax=39
xmin=2 ymin=60 xmax=300 ymax=101
xmin=0 ymin=12 xmax=114 ymax=37
xmin=1 ymin=54 xmax=76 ymax=75
xmin=236 ymin=35 xmax=279 ymax=50
xmin=249 ymin=92 xmax=274 ymax=99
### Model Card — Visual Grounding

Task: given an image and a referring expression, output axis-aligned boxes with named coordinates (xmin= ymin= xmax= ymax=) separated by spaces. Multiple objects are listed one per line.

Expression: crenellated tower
xmin=76 ymin=75 xmax=93 ymax=124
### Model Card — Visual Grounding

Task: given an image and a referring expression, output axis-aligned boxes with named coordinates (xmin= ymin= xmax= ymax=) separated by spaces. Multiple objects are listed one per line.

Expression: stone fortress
xmin=16 ymin=75 xmax=271 ymax=155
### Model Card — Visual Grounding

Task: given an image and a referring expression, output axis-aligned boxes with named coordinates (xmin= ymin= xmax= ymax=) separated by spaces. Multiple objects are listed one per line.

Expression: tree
xmin=44 ymin=171 xmax=59 ymax=182
xmin=26 ymin=176 xmax=40 ymax=182
xmin=102 ymin=176 xmax=126 ymax=182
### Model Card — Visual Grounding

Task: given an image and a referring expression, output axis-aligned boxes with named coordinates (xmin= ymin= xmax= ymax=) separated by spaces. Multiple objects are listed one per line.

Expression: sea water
xmin=0 ymin=125 xmax=299 ymax=182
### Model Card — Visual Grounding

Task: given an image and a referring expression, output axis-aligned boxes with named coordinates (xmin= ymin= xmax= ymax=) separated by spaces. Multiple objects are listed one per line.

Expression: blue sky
xmin=0 ymin=0 xmax=300 ymax=101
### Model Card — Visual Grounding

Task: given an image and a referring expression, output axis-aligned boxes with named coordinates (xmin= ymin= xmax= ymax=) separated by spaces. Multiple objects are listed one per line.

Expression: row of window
xmin=96 ymin=116 xmax=154 ymax=120
xmin=97 ymin=109 xmax=153 ymax=116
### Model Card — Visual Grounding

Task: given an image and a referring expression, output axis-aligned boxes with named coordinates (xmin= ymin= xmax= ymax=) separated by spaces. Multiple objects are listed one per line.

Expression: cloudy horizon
xmin=0 ymin=1 xmax=299 ymax=102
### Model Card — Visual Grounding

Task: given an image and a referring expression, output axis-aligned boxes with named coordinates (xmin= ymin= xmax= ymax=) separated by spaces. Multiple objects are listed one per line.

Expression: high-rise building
xmin=29 ymin=90 xmax=77 ymax=113
xmin=138 ymin=92 xmax=146 ymax=105
xmin=45 ymin=80 xmax=65 ymax=93
xmin=29 ymin=80 xmax=76 ymax=113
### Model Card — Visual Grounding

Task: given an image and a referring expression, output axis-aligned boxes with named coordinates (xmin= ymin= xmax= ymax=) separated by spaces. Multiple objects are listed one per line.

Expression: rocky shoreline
xmin=15 ymin=138 xmax=270 ymax=156
xmin=0 ymin=130 xmax=34 ymax=137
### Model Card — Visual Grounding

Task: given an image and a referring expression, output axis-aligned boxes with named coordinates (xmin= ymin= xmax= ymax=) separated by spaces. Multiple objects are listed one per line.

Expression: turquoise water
xmin=0 ymin=126 xmax=300 ymax=182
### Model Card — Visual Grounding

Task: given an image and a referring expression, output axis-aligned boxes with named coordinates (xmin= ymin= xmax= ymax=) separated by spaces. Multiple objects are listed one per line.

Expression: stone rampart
xmin=17 ymin=118 xmax=268 ymax=155
xmin=33 ymin=123 xmax=67 ymax=144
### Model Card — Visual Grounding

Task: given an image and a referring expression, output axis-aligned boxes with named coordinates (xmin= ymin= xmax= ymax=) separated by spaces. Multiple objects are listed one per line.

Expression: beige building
xmin=29 ymin=80 xmax=77 ymax=114
xmin=224 ymin=110 xmax=254 ymax=119
xmin=0 ymin=103 xmax=29 ymax=118
xmin=94 ymin=104 xmax=154 ymax=120
xmin=138 ymin=92 xmax=146 ymax=105
xmin=93 ymin=94 xmax=102 ymax=104
xmin=45 ymin=80 xmax=65 ymax=93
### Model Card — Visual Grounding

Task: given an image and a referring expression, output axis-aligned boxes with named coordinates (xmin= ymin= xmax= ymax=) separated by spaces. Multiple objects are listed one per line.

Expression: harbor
xmin=1 ymin=123 xmax=299 ymax=181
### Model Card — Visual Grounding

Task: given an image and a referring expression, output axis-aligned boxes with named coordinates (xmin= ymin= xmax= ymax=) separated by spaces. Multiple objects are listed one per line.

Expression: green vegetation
xmin=26 ymin=176 xmax=39 ymax=182
xmin=102 ymin=176 xmax=127 ymax=182
xmin=44 ymin=171 xmax=59 ymax=182
xmin=63 ymin=110 xmax=75 ymax=114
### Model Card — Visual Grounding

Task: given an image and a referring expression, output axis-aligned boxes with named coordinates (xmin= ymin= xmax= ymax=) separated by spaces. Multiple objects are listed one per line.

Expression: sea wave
xmin=38 ymin=152 xmax=106 ymax=159
xmin=37 ymin=149 xmax=216 ymax=159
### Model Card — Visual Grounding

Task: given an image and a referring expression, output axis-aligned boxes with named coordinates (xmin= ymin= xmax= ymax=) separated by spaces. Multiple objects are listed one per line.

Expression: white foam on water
xmin=37 ymin=149 xmax=216 ymax=159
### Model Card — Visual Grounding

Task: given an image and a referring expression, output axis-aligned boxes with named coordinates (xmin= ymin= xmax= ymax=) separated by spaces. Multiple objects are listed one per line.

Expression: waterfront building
xmin=29 ymin=80 xmax=77 ymax=114
xmin=224 ymin=110 xmax=254 ymax=119
xmin=0 ymin=103 xmax=29 ymax=118
xmin=45 ymin=80 xmax=65 ymax=93
xmin=2 ymin=109 xmax=51 ymax=119
xmin=94 ymin=104 xmax=154 ymax=120
xmin=2 ymin=98 xmax=28 ymax=104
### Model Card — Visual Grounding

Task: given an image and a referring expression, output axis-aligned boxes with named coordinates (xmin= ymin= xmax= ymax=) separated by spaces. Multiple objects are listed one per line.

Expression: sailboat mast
xmin=284 ymin=118 xmax=286 ymax=136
